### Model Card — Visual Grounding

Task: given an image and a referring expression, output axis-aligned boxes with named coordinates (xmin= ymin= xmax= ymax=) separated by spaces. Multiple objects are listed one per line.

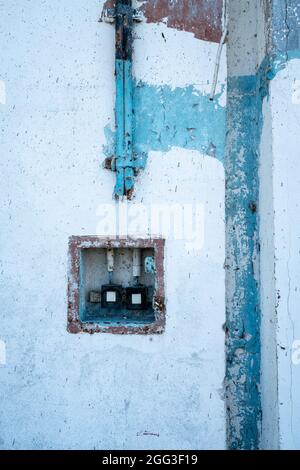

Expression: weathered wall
xmin=257 ymin=0 xmax=300 ymax=450
xmin=226 ymin=0 xmax=268 ymax=450
xmin=267 ymin=0 xmax=300 ymax=449
xmin=104 ymin=0 xmax=223 ymax=43
xmin=260 ymin=90 xmax=279 ymax=450
xmin=226 ymin=0 xmax=300 ymax=451
xmin=4 ymin=0 xmax=300 ymax=452
xmin=271 ymin=58 xmax=300 ymax=449
xmin=0 ymin=0 xmax=227 ymax=449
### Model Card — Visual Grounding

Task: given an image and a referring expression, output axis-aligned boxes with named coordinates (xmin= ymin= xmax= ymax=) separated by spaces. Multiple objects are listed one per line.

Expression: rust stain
xmin=141 ymin=0 xmax=223 ymax=43
xmin=102 ymin=0 xmax=223 ymax=43
xmin=125 ymin=186 xmax=134 ymax=200
xmin=102 ymin=0 xmax=114 ymax=10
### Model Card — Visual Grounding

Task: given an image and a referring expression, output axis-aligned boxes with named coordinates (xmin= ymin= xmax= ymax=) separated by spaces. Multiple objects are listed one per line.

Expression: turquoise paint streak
xmin=225 ymin=49 xmax=300 ymax=450
xmin=226 ymin=71 xmax=267 ymax=450
xmin=104 ymin=81 xmax=226 ymax=168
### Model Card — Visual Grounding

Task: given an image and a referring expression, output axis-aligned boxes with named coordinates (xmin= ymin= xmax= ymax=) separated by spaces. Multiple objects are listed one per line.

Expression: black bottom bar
xmin=0 ymin=450 xmax=299 ymax=466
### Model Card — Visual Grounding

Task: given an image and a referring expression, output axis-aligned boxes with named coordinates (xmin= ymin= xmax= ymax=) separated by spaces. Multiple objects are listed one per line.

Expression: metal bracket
xmin=101 ymin=7 xmax=144 ymax=23
xmin=101 ymin=1 xmax=145 ymax=199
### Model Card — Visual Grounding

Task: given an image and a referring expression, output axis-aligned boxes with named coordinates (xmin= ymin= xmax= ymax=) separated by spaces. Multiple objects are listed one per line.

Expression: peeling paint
xmin=102 ymin=0 xmax=223 ymax=43
xmin=138 ymin=0 xmax=223 ymax=44
xmin=265 ymin=0 xmax=300 ymax=77
xmin=224 ymin=13 xmax=300 ymax=443
xmin=104 ymin=81 xmax=226 ymax=168
xmin=225 ymin=0 xmax=300 ymax=450
xmin=103 ymin=0 xmax=226 ymax=197
xmin=225 ymin=68 xmax=267 ymax=449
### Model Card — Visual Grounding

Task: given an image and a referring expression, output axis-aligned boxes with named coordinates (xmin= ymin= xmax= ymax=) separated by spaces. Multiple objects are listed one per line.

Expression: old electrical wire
xmin=210 ymin=0 xmax=228 ymax=101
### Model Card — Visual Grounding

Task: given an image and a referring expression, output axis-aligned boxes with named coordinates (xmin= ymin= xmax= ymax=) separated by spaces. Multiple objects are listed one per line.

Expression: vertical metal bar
xmin=115 ymin=58 xmax=125 ymax=197
xmin=132 ymin=248 xmax=142 ymax=278
xmin=114 ymin=0 xmax=134 ymax=198
xmin=107 ymin=248 xmax=114 ymax=283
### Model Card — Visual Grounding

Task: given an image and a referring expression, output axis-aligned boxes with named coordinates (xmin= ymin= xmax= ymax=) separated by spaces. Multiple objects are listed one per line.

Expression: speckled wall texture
xmin=0 ymin=0 xmax=226 ymax=450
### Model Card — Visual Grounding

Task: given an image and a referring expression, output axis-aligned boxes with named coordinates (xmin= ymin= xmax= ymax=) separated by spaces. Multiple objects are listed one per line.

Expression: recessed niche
xmin=68 ymin=237 xmax=165 ymax=334
xmin=80 ymin=247 xmax=155 ymax=324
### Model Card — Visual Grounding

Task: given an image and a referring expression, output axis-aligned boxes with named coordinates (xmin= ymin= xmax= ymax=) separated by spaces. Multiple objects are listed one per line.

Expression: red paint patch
xmin=102 ymin=0 xmax=223 ymax=43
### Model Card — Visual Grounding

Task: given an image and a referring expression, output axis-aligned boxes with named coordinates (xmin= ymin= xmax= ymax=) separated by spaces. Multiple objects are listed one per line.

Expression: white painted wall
xmin=133 ymin=20 xmax=226 ymax=102
xmin=260 ymin=96 xmax=279 ymax=450
xmin=269 ymin=58 xmax=300 ymax=449
xmin=0 ymin=0 xmax=226 ymax=449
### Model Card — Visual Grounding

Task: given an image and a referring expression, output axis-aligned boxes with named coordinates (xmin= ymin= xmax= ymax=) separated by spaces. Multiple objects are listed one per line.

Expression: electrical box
xmin=68 ymin=237 xmax=165 ymax=334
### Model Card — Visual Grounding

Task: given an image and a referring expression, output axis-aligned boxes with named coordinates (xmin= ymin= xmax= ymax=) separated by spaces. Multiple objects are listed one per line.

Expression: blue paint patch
xmin=103 ymin=81 xmax=226 ymax=170
xmin=145 ymin=256 xmax=155 ymax=274
xmin=133 ymin=81 xmax=226 ymax=162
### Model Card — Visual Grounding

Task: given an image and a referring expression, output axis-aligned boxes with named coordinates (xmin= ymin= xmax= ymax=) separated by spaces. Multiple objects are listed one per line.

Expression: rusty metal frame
xmin=67 ymin=236 xmax=165 ymax=335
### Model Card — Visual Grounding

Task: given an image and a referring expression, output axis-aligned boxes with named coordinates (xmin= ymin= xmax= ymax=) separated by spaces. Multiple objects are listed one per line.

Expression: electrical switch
xmin=126 ymin=287 xmax=148 ymax=310
xmin=101 ymin=285 xmax=123 ymax=309
xmin=131 ymin=293 xmax=142 ymax=305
